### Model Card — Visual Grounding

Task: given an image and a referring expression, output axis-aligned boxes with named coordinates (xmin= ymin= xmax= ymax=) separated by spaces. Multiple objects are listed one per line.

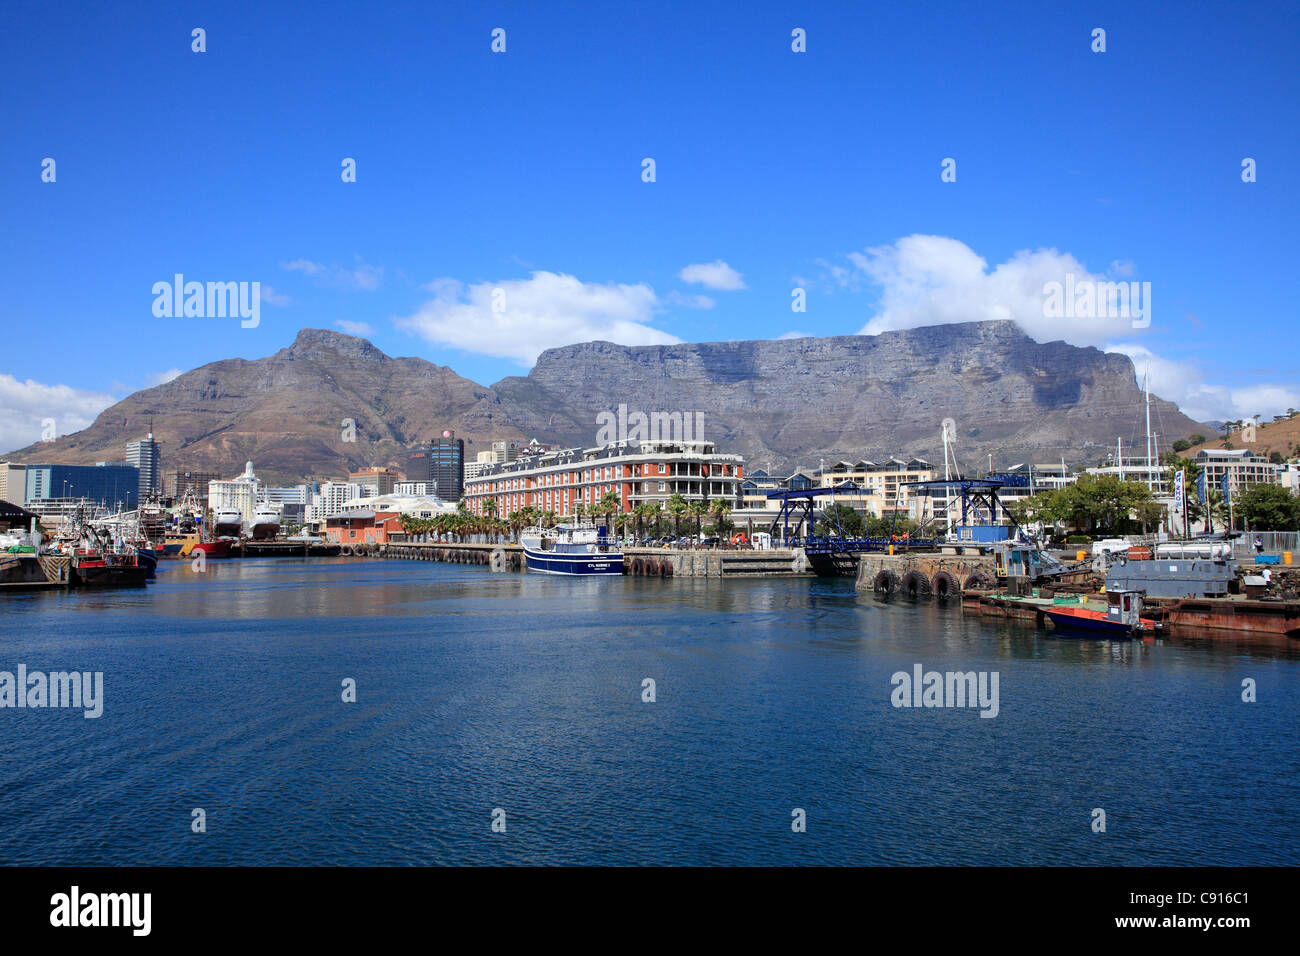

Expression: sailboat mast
xmin=1145 ymin=371 xmax=1154 ymax=491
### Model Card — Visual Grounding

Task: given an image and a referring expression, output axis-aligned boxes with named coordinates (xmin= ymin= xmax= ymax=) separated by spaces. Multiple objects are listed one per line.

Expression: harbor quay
xmin=382 ymin=540 xmax=810 ymax=577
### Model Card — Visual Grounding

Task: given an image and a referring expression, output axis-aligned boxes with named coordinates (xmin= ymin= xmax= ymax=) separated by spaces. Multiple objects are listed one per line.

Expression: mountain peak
xmin=287 ymin=327 xmax=386 ymax=361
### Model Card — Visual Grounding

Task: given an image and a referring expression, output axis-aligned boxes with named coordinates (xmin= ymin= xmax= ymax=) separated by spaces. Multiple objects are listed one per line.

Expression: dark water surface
xmin=1 ymin=558 xmax=1296 ymax=865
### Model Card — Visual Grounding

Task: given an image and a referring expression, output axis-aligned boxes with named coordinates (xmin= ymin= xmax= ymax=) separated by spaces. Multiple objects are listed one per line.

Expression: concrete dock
xmin=381 ymin=540 xmax=812 ymax=576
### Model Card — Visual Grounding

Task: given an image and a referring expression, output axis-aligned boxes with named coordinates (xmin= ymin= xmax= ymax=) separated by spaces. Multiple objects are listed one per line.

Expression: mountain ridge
xmin=5 ymin=322 xmax=1209 ymax=484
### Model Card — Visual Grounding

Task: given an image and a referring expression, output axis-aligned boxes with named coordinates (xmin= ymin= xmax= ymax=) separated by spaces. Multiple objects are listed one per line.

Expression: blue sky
xmin=2 ymin=0 xmax=1298 ymax=449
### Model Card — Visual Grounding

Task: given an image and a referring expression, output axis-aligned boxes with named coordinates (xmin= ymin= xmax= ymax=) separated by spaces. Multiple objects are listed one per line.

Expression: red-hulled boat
xmin=190 ymin=539 xmax=234 ymax=559
xmin=1043 ymin=589 xmax=1158 ymax=638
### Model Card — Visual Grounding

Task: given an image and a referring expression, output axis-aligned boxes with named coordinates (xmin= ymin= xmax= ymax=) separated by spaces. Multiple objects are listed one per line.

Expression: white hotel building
xmin=464 ymin=439 xmax=745 ymax=518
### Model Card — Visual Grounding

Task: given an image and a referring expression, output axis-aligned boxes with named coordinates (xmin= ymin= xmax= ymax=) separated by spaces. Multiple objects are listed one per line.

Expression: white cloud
xmin=0 ymin=375 xmax=118 ymax=454
xmin=832 ymin=234 xmax=1297 ymax=422
xmin=281 ymin=258 xmax=383 ymax=290
xmin=679 ymin=260 xmax=746 ymax=291
xmin=335 ymin=320 xmax=376 ymax=336
xmin=850 ymin=235 xmax=1140 ymax=346
xmin=398 ymin=271 xmax=680 ymax=365
xmin=145 ymin=368 xmax=182 ymax=387
xmin=778 ymin=330 xmax=811 ymax=339
xmin=261 ymin=285 xmax=291 ymax=306
xmin=1105 ymin=343 xmax=1300 ymax=424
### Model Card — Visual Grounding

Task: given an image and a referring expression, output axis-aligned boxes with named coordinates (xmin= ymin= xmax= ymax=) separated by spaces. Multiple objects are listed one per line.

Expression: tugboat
xmin=520 ymin=523 xmax=623 ymax=575
xmin=1042 ymin=588 xmax=1156 ymax=638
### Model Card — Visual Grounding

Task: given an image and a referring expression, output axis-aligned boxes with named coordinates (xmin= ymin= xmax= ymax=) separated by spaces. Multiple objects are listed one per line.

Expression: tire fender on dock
xmin=873 ymin=569 xmax=899 ymax=595
xmin=963 ymin=572 xmax=994 ymax=591
xmin=931 ymin=570 xmax=960 ymax=600
xmin=900 ymin=570 xmax=931 ymax=599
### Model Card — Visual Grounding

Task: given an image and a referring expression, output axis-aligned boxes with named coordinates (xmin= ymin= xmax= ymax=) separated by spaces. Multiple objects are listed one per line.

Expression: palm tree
xmin=644 ymin=502 xmax=663 ymax=538
xmin=709 ymin=497 xmax=733 ymax=543
xmin=687 ymin=499 xmax=708 ymax=541
xmin=598 ymin=491 xmax=621 ymax=537
xmin=666 ymin=492 xmax=688 ymax=538
xmin=632 ymin=503 xmax=651 ymax=541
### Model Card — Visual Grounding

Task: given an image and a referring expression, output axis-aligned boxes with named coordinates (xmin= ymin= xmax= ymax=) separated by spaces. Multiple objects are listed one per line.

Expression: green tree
xmin=816 ymin=503 xmax=865 ymax=537
xmin=666 ymin=492 xmax=688 ymax=537
xmin=687 ymin=499 xmax=708 ymax=540
xmin=1171 ymin=438 xmax=1190 ymax=452
xmin=1237 ymin=484 xmax=1300 ymax=531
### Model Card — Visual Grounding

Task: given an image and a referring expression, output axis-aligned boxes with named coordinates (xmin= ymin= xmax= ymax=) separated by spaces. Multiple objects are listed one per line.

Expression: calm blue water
xmin=1 ymin=557 xmax=1297 ymax=866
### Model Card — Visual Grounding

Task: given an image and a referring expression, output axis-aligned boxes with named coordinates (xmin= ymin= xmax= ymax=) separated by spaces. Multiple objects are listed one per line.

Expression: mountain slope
xmin=6 ymin=329 xmax=522 ymax=484
xmin=483 ymin=321 xmax=1206 ymax=472
xmin=6 ymin=322 xmax=1210 ymax=482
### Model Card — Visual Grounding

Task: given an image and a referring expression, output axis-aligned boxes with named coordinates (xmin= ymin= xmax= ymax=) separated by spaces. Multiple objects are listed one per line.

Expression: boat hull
xmin=71 ymin=560 xmax=150 ymax=588
xmin=191 ymin=540 xmax=234 ymax=559
xmin=136 ymin=548 xmax=158 ymax=578
xmin=522 ymin=547 xmax=623 ymax=575
xmin=1043 ymin=607 xmax=1134 ymax=638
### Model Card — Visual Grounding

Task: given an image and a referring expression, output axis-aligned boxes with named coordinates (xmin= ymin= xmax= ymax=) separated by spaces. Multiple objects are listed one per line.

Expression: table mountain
xmin=6 ymin=322 xmax=1207 ymax=483
xmin=487 ymin=320 xmax=1205 ymax=473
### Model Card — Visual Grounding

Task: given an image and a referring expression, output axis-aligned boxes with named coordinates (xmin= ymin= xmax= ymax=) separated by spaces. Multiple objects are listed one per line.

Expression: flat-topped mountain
xmin=487 ymin=320 xmax=1204 ymax=472
xmin=6 ymin=322 xmax=1207 ymax=482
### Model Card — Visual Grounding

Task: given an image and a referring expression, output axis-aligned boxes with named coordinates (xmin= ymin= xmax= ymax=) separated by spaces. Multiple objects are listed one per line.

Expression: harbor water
xmin=1 ymin=558 xmax=1297 ymax=866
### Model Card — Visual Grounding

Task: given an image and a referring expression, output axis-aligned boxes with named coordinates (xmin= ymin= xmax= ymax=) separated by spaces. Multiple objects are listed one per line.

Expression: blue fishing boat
xmin=520 ymin=524 xmax=623 ymax=575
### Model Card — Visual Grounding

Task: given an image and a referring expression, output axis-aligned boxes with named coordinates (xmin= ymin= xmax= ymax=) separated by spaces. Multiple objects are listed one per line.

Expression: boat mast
xmin=1144 ymin=370 xmax=1154 ymax=491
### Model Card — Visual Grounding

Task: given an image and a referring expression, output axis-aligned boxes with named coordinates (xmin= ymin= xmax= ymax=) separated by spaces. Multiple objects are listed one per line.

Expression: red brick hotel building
xmin=464 ymin=439 xmax=745 ymax=518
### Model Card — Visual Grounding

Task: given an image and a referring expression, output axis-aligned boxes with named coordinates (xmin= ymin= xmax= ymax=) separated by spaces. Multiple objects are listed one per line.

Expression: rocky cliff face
xmin=6 ymin=329 xmax=520 ymax=485
xmin=485 ymin=321 xmax=1204 ymax=472
xmin=7 ymin=322 xmax=1206 ymax=482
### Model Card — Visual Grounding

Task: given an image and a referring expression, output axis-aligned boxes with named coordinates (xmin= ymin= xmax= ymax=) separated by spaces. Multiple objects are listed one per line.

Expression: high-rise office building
xmin=409 ymin=432 xmax=465 ymax=500
xmin=126 ymin=433 xmax=162 ymax=500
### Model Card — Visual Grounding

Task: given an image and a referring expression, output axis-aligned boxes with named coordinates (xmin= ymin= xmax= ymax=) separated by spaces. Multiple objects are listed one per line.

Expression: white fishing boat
xmin=519 ymin=523 xmax=623 ymax=575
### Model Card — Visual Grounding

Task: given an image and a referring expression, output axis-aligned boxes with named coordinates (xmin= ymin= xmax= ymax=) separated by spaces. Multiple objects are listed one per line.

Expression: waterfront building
xmin=323 ymin=494 xmax=458 ymax=546
xmin=817 ymin=458 xmax=936 ymax=519
xmin=23 ymin=462 xmax=140 ymax=510
xmin=1193 ymin=448 xmax=1281 ymax=496
xmin=738 ymin=469 xmax=818 ymax=513
xmin=1085 ymin=455 xmax=1171 ymax=494
xmin=125 ymin=433 xmax=162 ymax=500
xmin=207 ymin=462 xmax=264 ymax=523
xmin=395 ymin=481 xmax=429 ymax=496
xmin=307 ymin=481 xmax=363 ymax=523
xmin=348 ymin=466 xmax=401 ymax=496
xmin=1279 ymin=463 xmax=1300 ymax=496
xmin=0 ymin=462 xmax=28 ymax=505
xmin=464 ymin=439 xmax=744 ymax=518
